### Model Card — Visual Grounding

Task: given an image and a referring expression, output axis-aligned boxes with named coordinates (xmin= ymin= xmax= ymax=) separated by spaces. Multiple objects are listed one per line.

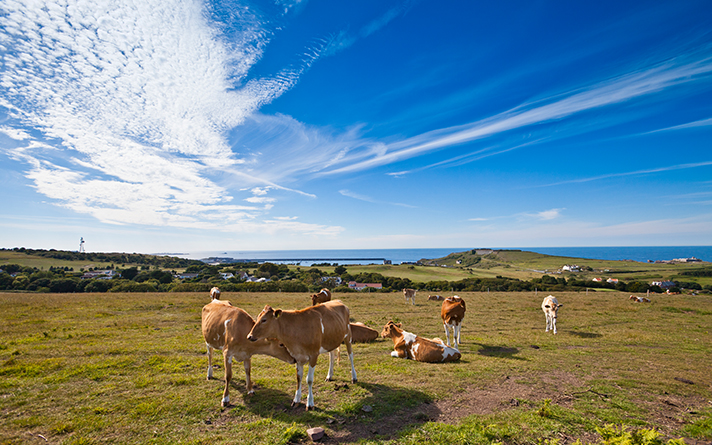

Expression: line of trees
xmin=2 ymin=261 xmax=709 ymax=294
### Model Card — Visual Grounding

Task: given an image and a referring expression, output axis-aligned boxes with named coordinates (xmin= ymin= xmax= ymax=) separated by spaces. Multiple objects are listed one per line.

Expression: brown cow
xmin=202 ymin=300 xmax=295 ymax=407
xmin=247 ymin=300 xmax=357 ymax=410
xmin=349 ymin=322 xmax=379 ymax=343
xmin=310 ymin=288 xmax=332 ymax=306
xmin=381 ymin=321 xmax=461 ymax=363
xmin=428 ymin=294 xmax=444 ymax=301
xmin=403 ymin=288 xmax=416 ymax=305
xmin=210 ymin=286 xmax=221 ymax=300
xmin=441 ymin=296 xmax=466 ymax=347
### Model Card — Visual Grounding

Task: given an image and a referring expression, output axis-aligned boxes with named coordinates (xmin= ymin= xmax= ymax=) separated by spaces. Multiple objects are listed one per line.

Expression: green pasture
xmin=1 ymin=290 xmax=711 ymax=444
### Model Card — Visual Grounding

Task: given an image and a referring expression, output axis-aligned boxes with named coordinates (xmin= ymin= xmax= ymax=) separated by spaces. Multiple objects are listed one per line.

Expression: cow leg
xmin=545 ymin=314 xmax=550 ymax=332
xmin=345 ymin=340 xmax=357 ymax=383
xmin=292 ymin=363 xmax=304 ymax=407
xmin=455 ymin=323 xmax=461 ymax=346
xmin=206 ymin=344 xmax=213 ymax=380
xmin=443 ymin=323 xmax=450 ymax=346
xmin=222 ymin=353 xmax=232 ymax=407
xmin=305 ymin=364 xmax=316 ymax=410
xmin=244 ymin=358 xmax=254 ymax=395
xmin=552 ymin=317 xmax=557 ymax=334
xmin=326 ymin=350 xmax=336 ymax=381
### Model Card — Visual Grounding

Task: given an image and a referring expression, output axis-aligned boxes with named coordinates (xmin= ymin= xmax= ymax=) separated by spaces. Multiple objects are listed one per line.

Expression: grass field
xmin=1 ymin=290 xmax=711 ymax=444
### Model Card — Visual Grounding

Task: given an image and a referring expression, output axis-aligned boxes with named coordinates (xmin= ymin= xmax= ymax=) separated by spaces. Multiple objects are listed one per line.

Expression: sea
xmin=168 ymin=246 xmax=712 ymax=266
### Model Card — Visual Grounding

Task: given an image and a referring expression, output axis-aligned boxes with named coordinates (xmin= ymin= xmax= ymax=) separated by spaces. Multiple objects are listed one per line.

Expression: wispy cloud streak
xmin=319 ymin=47 xmax=712 ymax=176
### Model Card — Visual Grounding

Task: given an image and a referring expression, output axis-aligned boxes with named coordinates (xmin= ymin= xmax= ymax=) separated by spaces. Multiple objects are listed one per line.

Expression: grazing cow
xmin=310 ymin=288 xmax=332 ymax=306
xmin=202 ymin=300 xmax=295 ymax=407
xmin=403 ymin=288 xmax=416 ymax=305
xmin=428 ymin=295 xmax=444 ymax=301
xmin=629 ymin=295 xmax=651 ymax=303
xmin=349 ymin=322 xmax=379 ymax=343
xmin=380 ymin=321 xmax=461 ymax=363
xmin=210 ymin=286 xmax=221 ymax=300
xmin=441 ymin=296 xmax=466 ymax=347
xmin=247 ymin=300 xmax=357 ymax=410
xmin=542 ymin=295 xmax=563 ymax=334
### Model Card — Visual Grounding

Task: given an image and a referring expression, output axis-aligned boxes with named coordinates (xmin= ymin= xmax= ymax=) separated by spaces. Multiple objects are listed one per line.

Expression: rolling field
xmin=1 ymin=290 xmax=711 ymax=444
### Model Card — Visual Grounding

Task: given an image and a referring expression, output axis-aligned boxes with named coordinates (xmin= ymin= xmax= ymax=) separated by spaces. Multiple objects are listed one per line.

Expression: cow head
xmin=247 ymin=305 xmax=282 ymax=342
xmin=266 ymin=340 xmax=296 ymax=364
xmin=210 ymin=287 xmax=221 ymax=300
xmin=544 ymin=303 xmax=563 ymax=316
xmin=380 ymin=321 xmax=403 ymax=339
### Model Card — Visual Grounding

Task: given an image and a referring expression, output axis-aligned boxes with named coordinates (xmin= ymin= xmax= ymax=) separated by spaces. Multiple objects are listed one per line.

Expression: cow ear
xmin=274 ymin=309 xmax=282 ymax=318
xmin=395 ymin=322 xmax=402 ymax=328
xmin=558 ymin=304 xmax=563 ymax=308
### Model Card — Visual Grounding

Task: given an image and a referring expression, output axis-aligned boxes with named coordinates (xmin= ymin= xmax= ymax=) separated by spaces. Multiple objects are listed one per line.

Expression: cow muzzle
xmin=247 ymin=335 xmax=258 ymax=342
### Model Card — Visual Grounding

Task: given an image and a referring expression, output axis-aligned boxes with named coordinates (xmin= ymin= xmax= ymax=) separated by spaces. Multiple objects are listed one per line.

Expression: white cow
xmin=541 ymin=295 xmax=563 ymax=334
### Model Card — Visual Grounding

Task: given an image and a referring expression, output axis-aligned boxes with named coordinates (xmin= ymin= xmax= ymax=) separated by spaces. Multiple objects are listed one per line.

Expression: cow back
xmin=441 ymin=296 xmax=466 ymax=324
xmin=350 ymin=322 xmax=378 ymax=343
xmin=202 ymin=302 xmax=253 ymax=349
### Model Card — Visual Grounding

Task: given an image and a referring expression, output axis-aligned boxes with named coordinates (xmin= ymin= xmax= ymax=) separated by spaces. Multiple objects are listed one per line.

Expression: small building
xmin=348 ymin=281 xmax=382 ymax=291
xmin=81 ymin=270 xmax=116 ymax=280
xmin=591 ymin=278 xmax=602 ymax=282
xmin=651 ymin=280 xmax=676 ymax=289
xmin=176 ymin=272 xmax=199 ymax=280
xmin=562 ymin=264 xmax=580 ymax=272
xmin=606 ymin=278 xmax=619 ymax=284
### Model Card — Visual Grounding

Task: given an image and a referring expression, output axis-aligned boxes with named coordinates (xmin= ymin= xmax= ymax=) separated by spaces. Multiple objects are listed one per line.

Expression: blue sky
xmin=1 ymin=0 xmax=711 ymax=254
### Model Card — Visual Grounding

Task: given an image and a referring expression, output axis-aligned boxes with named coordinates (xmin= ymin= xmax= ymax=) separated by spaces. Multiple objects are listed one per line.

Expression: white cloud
xmin=0 ymin=0 xmax=328 ymax=236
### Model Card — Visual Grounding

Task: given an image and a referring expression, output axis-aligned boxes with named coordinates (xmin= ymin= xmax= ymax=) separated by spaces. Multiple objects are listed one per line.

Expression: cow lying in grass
xmin=247 ymin=300 xmax=357 ymax=410
xmin=542 ymin=295 xmax=563 ymax=334
xmin=350 ymin=322 xmax=379 ymax=343
xmin=629 ymin=295 xmax=651 ymax=303
xmin=311 ymin=288 xmax=331 ymax=306
xmin=380 ymin=321 xmax=460 ymax=363
xmin=428 ymin=295 xmax=444 ymax=301
xmin=201 ymin=300 xmax=295 ymax=407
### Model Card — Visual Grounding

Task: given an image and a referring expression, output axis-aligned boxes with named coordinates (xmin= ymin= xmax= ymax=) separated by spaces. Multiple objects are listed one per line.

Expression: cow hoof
xmin=352 ymin=378 xmax=358 ymax=384
xmin=247 ymin=390 xmax=255 ymax=395
xmin=325 ymin=377 xmax=334 ymax=382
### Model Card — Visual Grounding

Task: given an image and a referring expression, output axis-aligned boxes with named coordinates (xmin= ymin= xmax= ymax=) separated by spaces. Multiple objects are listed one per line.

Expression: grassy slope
xmin=1 ymin=291 xmax=710 ymax=444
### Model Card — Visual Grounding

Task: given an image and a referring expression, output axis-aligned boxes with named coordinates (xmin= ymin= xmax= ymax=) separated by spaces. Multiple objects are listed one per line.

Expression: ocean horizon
xmin=165 ymin=246 xmax=712 ymax=265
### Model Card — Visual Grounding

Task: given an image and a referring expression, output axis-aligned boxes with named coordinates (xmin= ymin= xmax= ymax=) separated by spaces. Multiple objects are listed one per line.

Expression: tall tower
xmin=79 ymin=237 xmax=86 ymax=253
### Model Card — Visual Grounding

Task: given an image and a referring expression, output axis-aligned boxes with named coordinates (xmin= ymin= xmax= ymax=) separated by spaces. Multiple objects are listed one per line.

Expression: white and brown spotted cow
xmin=403 ymin=288 xmax=416 ymax=305
xmin=310 ymin=288 xmax=332 ymax=306
xmin=210 ymin=286 xmax=221 ymax=300
xmin=629 ymin=295 xmax=651 ymax=303
xmin=380 ymin=321 xmax=461 ymax=363
xmin=542 ymin=295 xmax=563 ymax=334
xmin=441 ymin=296 xmax=466 ymax=347
xmin=428 ymin=294 xmax=444 ymax=301
xmin=247 ymin=300 xmax=357 ymax=410
xmin=201 ymin=300 xmax=295 ymax=407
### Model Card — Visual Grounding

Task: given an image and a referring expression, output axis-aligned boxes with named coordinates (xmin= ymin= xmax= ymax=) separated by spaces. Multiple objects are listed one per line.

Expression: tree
xmin=334 ymin=265 xmax=347 ymax=275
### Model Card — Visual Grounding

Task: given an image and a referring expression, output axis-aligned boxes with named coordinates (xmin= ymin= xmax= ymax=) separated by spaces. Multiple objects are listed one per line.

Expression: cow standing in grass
xmin=210 ymin=287 xmax=221 ymax=300
xmin=441 ymin=296 xmax=466 ymax=347
xmin=310 ymin=288 xmax=332 ymax=306
xmin=542 ymin=295 xmax=563 ymax=334
xmin=247 ymin=300 xmax=357 ymax=410
xmin=381 ymin=321 xmax=461 ymax=363
xmin=201 ymin=300 xmax=295 ymax=407
xmin=403 ymin=288 xmax=416 ymax=305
